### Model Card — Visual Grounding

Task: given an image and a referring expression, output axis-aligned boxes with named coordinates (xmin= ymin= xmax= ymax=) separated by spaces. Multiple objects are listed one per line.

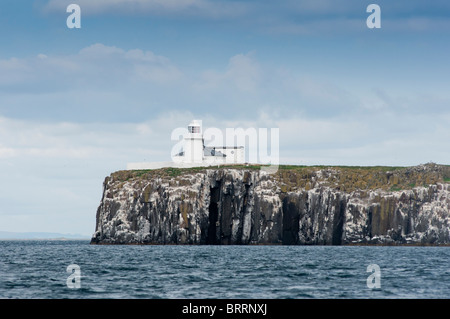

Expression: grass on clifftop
xmin=113 ymin=164 xmax=265 ymax=180
xmin=110 ymin=163 xmax=450 ymax=192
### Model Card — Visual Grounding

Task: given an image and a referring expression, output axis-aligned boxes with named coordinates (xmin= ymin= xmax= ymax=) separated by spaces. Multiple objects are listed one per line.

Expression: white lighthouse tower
xmin=184 ymin=120 xmax=204 ymax=163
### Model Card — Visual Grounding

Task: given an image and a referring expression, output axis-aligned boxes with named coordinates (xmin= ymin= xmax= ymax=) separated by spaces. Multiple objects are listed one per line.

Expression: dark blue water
xmin=0 ymin=240 xmax=449 ymax=299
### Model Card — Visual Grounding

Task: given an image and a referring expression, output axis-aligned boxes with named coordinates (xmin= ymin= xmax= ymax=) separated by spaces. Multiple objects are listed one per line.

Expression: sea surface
xmin=0 ymin=240 xmax=449 ymax=299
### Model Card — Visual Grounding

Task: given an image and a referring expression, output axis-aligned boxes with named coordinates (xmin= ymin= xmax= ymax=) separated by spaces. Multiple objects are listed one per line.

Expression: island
xmin=90 ymin=163 xmax=450 ymax=245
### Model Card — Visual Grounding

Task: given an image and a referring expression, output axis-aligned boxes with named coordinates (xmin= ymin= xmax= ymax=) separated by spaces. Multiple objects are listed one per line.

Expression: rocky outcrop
xmin=90 ymin=164 xmax=450 ymax=245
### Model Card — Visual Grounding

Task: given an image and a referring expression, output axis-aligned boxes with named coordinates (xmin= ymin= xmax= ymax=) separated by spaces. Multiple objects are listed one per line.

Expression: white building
xmin=127 ymin=120 xmax=245 ymax=170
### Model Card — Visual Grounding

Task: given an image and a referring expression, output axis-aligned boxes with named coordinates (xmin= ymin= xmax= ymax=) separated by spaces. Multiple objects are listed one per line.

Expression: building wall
xmin=214 ymin=147 xmax=245 ymax=164
xmin=184 ymin=134 xmax=203 ymax=163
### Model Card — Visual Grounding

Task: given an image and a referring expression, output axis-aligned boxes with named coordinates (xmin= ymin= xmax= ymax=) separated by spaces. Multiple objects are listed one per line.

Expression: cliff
xmin=90 ymin=163 xmax=450 ymax=245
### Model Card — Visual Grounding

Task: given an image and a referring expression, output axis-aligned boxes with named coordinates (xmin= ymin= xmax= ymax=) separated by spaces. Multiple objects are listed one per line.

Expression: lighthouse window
xmin=189 ymin=126 xmax=200 ymax=133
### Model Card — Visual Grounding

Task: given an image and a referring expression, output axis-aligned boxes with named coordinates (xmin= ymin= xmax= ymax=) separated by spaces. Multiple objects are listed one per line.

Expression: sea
xmin=0 ymin=240 xmax=449 ymax=299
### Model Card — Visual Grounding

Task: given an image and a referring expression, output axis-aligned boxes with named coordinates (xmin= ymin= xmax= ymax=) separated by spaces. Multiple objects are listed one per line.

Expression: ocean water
xmin=0 ymin=240 xmax=449 ymax=299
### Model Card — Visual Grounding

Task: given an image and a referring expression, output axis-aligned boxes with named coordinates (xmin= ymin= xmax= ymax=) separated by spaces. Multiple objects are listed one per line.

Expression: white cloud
xmin=0 ymin=111 xmax=197 ymax=162
xmin=78 ymin=43 xmax=124 ymax=57
xmin=0 ymin=146 xmax=16 ymax=158
xmin=196 ymin=53 xmax=262 ymax=93
xmin=0 ymin=43 xmax=182 ymax=91
xmin=0 ymin=43 xmax=189 ymax=123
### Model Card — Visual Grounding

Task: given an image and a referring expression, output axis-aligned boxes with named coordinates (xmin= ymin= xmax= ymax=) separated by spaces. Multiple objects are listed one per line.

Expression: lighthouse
xmin=174 ymin=119 xmax=245 ymax=165
xmin=127 ymin=119 xmax=245 ymax=170
xmin=184 ymin=120 xmax=204 ymax=163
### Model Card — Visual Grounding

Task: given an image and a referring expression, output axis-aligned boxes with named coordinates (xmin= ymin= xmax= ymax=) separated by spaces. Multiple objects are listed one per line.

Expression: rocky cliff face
xmin=90 ymin=164 xmax=450 ymax=245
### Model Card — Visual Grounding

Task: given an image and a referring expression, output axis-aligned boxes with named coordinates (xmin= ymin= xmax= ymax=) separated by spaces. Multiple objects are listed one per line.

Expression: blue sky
xmin=0 ymin=0 xmax=449 ymax=236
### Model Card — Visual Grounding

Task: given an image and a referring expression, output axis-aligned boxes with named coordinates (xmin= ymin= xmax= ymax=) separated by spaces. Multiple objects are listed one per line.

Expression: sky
xmin=0 ymin=0 xmax=449 ymax=237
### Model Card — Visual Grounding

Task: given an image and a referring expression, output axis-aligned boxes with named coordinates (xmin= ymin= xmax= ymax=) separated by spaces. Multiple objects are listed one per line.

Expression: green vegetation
xmin=110 ymin=163 xmax=449 ymax=192
xmin=278 ymin=165 xmax=405 ymax=171
xmin=165 ymin=167 xmax=183 ymax=177
xmin=111 ymin=164 xmax=265 ymax=181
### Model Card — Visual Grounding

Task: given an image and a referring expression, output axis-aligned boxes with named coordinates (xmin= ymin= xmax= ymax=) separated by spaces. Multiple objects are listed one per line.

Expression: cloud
xmin=274 ymin=113 xmax=450 ymax=166
xmin=0 ymin=43 xmax=182 ymax=92
xmin=195 ymin=53 xmax=262 ymax=92
xmin=0 ymin=111 xmax=198 ymax=162
xmin=0 ymin=43 xmax=186 ymax=122
xmin=1 ymin=42 xmax=448 ymax=124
